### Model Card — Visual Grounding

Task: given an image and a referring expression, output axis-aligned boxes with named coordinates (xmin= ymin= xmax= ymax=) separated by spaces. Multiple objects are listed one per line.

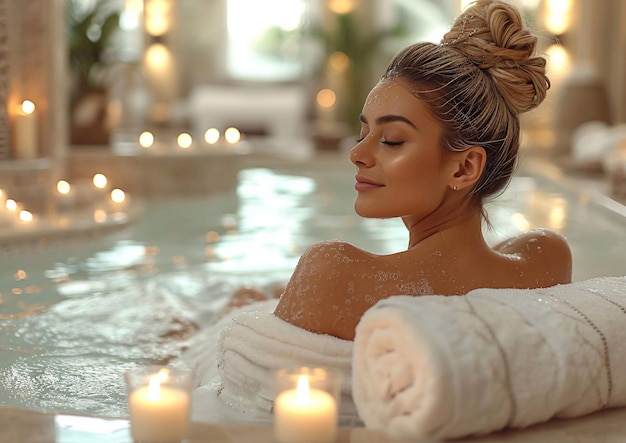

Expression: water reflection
xmin=0 ymin=163 xmax=624 ymax=417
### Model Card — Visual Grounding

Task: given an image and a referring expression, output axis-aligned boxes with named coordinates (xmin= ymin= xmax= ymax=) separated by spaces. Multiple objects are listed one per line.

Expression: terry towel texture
xmin=180 ymin=299 xmax=359 ymax=425
xmin=352 ymin=276 xmax=626 ymax=440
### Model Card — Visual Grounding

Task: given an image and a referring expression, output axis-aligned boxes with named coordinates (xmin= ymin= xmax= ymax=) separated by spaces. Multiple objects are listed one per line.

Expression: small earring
xmin=452 ymin=185 xmax=458 ymax=191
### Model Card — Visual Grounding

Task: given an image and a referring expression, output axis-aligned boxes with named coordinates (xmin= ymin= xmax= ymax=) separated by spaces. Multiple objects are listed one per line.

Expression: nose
xmin=349 ymin=138 xmax=371 ymax=167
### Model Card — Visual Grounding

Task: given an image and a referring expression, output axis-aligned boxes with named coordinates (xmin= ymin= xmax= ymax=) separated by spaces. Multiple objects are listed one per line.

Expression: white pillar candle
xmin=14 ymin=100 xmax=38 ymax=160
xmin=274 ymin=375 xmax=338 ymax=443
xmin=128 ymin=373 xmax=190 ymax=442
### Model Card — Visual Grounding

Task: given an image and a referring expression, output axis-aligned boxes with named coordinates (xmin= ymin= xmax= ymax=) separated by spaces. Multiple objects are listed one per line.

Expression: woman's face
xmin=350 ymin=78 xmax=456 ymax=221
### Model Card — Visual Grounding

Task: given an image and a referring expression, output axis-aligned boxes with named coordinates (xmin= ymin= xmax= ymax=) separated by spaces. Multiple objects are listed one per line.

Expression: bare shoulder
xmin=297 ymin=239 xmax=375 ymax=264
xmin=274 ymin=240 xmax=377 ymax=340
xmin=494 ymin=228 xmax=570 ymax=257
xmin=494 ymin=228 xmax=572 ymax=285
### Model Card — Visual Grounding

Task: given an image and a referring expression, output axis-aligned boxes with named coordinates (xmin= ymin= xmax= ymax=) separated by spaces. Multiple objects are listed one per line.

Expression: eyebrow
xmin=359 ymin=114 xmax=417 ymax=129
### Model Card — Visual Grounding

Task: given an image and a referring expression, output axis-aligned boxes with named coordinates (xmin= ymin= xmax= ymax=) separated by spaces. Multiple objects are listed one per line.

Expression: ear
xmin=449 ymin=146 xmax=486 ymax=191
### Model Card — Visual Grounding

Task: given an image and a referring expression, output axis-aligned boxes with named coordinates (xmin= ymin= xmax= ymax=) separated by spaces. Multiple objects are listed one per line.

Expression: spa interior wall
xmin=1 ymin=0 xmax=625 ymax=248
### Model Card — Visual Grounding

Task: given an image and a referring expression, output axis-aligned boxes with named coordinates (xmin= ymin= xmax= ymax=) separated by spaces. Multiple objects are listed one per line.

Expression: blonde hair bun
xmin=441 ymin=0 xmax=549 ymax=114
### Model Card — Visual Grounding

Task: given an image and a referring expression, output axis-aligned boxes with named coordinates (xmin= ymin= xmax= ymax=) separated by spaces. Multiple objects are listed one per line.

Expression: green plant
xmin=67 ymin=0 xmax=120 ymax=99
xmin=313 ymin=10 xmax=407 ymax=133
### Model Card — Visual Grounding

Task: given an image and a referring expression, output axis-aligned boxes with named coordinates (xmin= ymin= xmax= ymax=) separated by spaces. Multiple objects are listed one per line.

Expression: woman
xmin=273 ymin=0 xmax=572 ymax=340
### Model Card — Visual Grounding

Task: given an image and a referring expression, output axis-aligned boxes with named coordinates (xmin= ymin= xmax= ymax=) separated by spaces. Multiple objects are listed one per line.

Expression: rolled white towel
xmin=352 ymin=276 xmax=626 ymax=440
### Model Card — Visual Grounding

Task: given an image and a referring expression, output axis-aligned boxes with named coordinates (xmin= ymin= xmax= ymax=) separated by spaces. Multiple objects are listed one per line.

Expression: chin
xmin=354 ymin=204 xmax=383 ymax=219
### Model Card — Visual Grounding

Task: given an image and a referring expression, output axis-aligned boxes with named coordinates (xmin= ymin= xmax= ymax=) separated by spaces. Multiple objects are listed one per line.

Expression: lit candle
xmin=56 ymin=180 xmax=76 ymax=212
xmin=139 ymin=131 xmax=155 ymax=149
xmin=128 ymin=371 xmax=190 ymax=442
xmin=14 ymin=100 xmax=38 ymax=159
xmin=109 ymin=188 xmax=129 ymax=211
xmin=204 ymin=128 xmax=220 ymax=145
xmin=92 ymin=173 xmax=110 ymax=201
xmin=316 ymin=89 xmax=336 ymax=135
xmin=19 ymin=210 xmax=34 ymax=224
xmin=177 ymin=132 xmax=192 ymax=149
xmin=0 ymin=192 xmax=15 ymax=226
xmin=224 ymin=127 xmax=241 ymax=145
xmin=274 ymin=374 xmax=338 ymax=443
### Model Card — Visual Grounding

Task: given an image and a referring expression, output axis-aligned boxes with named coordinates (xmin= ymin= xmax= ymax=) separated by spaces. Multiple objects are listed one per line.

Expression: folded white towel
xmin=180 ymin=299 xmax=360 ymax=425
xmin=352 ymin=276 xmax=626 ymax=440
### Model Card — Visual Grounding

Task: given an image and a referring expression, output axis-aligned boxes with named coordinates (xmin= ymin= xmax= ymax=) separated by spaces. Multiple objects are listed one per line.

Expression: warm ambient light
xmin=317 ymin=89 xmax=336 ymax=109
xmin=544 ymin=0 xmax=571 ymax=35
xmin=328 ymin=0 xmax=355 ymax=15
xmin=224 ymin=127 xmax=241 ymax=144
xmin=545 ymin=44 xmax=571 ymax=78
xmin=110 ymin=189 xmax=126 ymax=204
xmin=93 ymin=209 xmax=107 ymax=223
xmin=93 ymin=173 xmax=108 ymax=189
xmin=328 ymin=51 xmax=350 ymax=72
xmin=177 ymin=133 xmax=193 ymax=149
xmin=21 ymin=100 xmax=35 ymax=115
xmin=204 ymin=128 xmax=220 ymax=144
xmin=139 ymin=131 xmax=155 ymax=148
xmin=144 ymin=0 xmax=170 ymax=36
xmin=19 ymin=210 xmax=33 ymax=223
xmin=5 ymin=199 xmax=17 ymax=212
xmin=57 ymin=180 xmax=71 ymax=195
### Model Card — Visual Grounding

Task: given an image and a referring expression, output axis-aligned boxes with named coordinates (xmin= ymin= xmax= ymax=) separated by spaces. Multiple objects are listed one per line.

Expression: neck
xmin=403 ymin=203 xmax=485 ymax=250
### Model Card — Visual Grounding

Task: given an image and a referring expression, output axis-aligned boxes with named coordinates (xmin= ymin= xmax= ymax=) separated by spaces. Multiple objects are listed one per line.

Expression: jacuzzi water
xmin=0 ymin=155 xmax=625 ymax=418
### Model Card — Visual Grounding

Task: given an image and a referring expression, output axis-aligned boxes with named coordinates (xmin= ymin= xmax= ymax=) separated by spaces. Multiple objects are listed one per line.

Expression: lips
xmin=355 ymin=175 xmax=384 ymax=191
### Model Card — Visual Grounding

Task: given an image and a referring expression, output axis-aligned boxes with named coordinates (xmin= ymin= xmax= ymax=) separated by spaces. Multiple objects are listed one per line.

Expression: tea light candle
xmin=56 ymin=180 xmax=76 ymax=212
xmin=128 ymin=370 xmax=190 ymax=442
xmin=14 ymin=100 xmax=38 ymax=159
xmin=274 ymin=374 xmax=338 ymax=443
xmin=109 ymin=188 xmax=130 ymax=211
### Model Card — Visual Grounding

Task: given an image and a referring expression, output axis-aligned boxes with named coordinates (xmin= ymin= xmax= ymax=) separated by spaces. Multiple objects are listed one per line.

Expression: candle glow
xmin=19 ymin=210 xmax=33 ymax=223
xmin=204 ymin=128 xmax=220 ymax=144
xmin=57 ymin=180 xmax=71 ymax=195
xmin=224 ymin=127 xmax=241 ymax=144
xmin=317 ymin=89 xmax=336 ymax=109
xmin=110 ymin=189 xmax=126 ymax=204
xmin=93 ymin=174 xmax=108 ymax=189
xmin=177 ymin=132 xmax=193 ymax=149
xmin=14 ymin=99 xmax=38 ymax=159
xmin=274 ymin=372 xmax=338 ymax=443
xmin=139 ymin=131 xmax=155 ymax=148
xmin=126 ymin=366 xmax=191 ymax=443
xmin=21 ymin=100 xmax=35 ymax=114
xmin=6 ymin=199 xmax=17 ymax=212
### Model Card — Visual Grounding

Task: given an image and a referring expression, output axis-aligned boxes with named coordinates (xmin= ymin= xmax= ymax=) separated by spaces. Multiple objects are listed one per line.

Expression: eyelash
xmin=381 ymin=139 xmax=403 ymax=146
xmin=355 ymin=137 xmax=404 ymax=146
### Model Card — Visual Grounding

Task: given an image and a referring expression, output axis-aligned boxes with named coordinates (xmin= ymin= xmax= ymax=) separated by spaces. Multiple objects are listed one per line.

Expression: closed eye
xmin=381 ymin=139 xmax=404 ymax=146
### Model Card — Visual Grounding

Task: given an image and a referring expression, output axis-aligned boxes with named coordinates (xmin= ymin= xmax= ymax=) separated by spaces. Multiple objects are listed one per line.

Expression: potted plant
xmin=67 ymin=0 xmax=120 ymax=145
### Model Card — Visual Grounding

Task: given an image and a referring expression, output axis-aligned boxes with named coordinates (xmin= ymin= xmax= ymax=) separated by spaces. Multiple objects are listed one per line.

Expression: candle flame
xmin=204 ymin=128 xmax=220 ymax=144
xmin=110 ymin=189 xmax=126 ymax=203
xmin=139 ymin=131 xmax=154 ymax=148
xmin=147 ymin=375 xmax=161 ymax=402
xmin=57 ymin=180 xmax=71 ymax=195
xmin=177 ymin=132 xmax=193 ymax=149
xmin=21 ymin=100 xmax=35 ymax=115
xmin=224 ymin=127 xmax=241 ymax=144
xmin=19 ymin=210 xmax=33 ymax=223
xmin=93 ymin=173 xmax=108 ymax=189
xmin=296 ymin=375 xmax=310 ymax=400
xmin=6 ymin=199 xmax=17 ymax=211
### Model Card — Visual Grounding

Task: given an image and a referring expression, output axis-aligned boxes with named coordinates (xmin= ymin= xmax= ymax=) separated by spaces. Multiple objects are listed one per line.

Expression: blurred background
xmin=1 ymin=0 xmax=625 ymax=228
